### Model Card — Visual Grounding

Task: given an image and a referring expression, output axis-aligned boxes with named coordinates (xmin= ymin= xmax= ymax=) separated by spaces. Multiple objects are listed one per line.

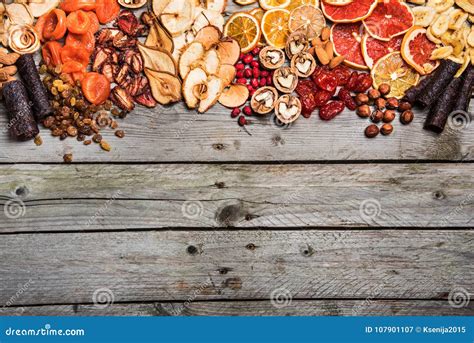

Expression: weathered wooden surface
xmin=0 ymin=102 xmax=473 ymax=163
xmin=0 ymin=230 xmax=472 ymax=306
xmin=0 ymin=163 xmax=472 ymax=232
xmin=1 ymin=300 xmax=472 ymax=316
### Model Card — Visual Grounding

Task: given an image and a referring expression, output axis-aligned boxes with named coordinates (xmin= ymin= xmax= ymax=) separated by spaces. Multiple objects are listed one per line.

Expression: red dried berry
xmin=251 ymin=47 xmax=260 ymax=55
xmin=313 ymin=89 xmax=333 ymax=107
xmin=236 ymin=70 xmax=244 ymax=79
xmin=251 ymin=78 xmax=259 ymax=88
xmin=235 ymin=63 xmax=245 ymax=71
xmin=354 ymin=73 xmax=373 ymax=93
xmin=319 ymin=100 xmax=345 ymax=121
xmin=259 ymin=78 xmax=267 ymax=87
xmin=244 ymin=68 xmax=252 ymax=78
xmin=237 ymin=78 xmax=247 ymax=85
xmin=314 ymin=72 xmax=338 ymax=93
xmin=338 ymin=88 xmax=357 ymax=111
xmin=260 ymin=70 xmax=269 ymax=77
xmin=243 ymin=106 xmax=252 ymax=116
xmin=231 ymin=108 xmax=241 ymax=118
xmin=238 ymin=116 xmax=247 ymax=126
xmin=252 ymin=67 xmax=260 ymax=78
xmin=251 ymin=61 xmax=259 ymax=68
xmin=346 ymin=71 xmax=359 ymax=91
xmin=243 ymin=54 xmax=253 ymax=64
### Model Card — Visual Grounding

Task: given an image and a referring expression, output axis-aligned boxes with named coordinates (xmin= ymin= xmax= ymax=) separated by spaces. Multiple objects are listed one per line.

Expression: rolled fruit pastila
xmin=16 ymin=53 xmax=53 ymax=121
xmin=417 ymin=59 xmax=461 ymax=109
xmin=2 ymin=80 xmax=39 ymax=141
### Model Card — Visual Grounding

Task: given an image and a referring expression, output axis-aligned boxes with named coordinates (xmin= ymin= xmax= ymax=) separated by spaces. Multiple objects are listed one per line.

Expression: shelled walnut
xmin=250 ymin=86 xmax=279 ymax=115
xmin=273 ymin=67 xmax=298 ymax=93
xmin=291 ymin=52 xmax=316 ymax=78
xmin=259 ymin=46 xmax=285 ymax=70
xmin=285 ymin=31 xmax=309 ymax=59
xmin=275 ymin=94 xmax=301 ymax=124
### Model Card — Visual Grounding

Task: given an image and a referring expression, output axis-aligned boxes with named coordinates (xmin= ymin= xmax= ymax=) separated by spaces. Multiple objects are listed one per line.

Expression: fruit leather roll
xmin=2 ymin=80 xmax=39 ymax=141
xmin=424 ymin=76 xmax=463 ymax=134
xmin=16 ymin=53 xmax=52 ymax=121
xmin=417 ymin=59 xmax=461 ymax=109
xmin=402 ymin=74 xmax=433 ymax=104
xmin=453 ymin=65 xmax=474 ymax=113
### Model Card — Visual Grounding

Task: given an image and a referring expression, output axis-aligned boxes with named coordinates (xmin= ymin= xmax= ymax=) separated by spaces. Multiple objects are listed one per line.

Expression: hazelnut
xmin=355 ymin=93 xmax=369 ymax=106
xmin=381 ymin=123 xmax=393 ymax=136
xmin=386 ymin=97 xmax=399 ymax=109
xmin=365 ymin=124 xmax=379 ymax=138
xmin=398 ymin=101 xmax=412 ymax=112
xmin=400 ymin=110 xmax=414 ymax=125
xmin=370 ymin=110 xmax=384 ymax=123
xmin=378 ymin=83 xmax=391 ymax=96
xmin=357 ymin=104 xmax=371 ymax=118
xmin=383 ymin=110 xmax=396 ymax=123
xmin=375 ymin=98 xmax=386 ymax=110
xmin=368 ymin=89 xmax=381 ymax=100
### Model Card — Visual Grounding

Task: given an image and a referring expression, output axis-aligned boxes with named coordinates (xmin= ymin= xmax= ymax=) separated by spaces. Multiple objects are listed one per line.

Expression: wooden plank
xmin=0 ymin=163 xmax=472 ymax=231
xmin=0 ymin=230 xmax=472 ymax=305
xmin=1 ymin=300 xmax=472 ymax=316
xmin=1 ymin=100 xmax=472 ymax=164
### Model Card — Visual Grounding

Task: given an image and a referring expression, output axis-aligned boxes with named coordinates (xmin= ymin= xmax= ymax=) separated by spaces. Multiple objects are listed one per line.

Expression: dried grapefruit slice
xmin=224 ymin=13 xmax=261 ymax=53
xmin=330 ymin=23 xmax=368 ymax=70
xmin=288 ymin=5 xmax=326 ymax=40
xmin=363 ymin=0 xmax=414 ymax=41
xmin=361 ymin=33 xmax=403 ymax=69
xmin=401 ymin=26 xmax=439 ymax=76
xmin=371 ymin=52 xmax=420 ymax=99
xmin=323 ymin=0 xmax=352 ymax=5
xmin=321 ymin=0 xmax=377 ymax=23
xmin=262 ymin=9 xmax=290 ymax=49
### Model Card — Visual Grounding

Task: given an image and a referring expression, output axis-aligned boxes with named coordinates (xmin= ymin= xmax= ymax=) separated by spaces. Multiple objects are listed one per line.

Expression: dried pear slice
xmin=179 ymin=41 xmax=205 ymax=79
xmin=195 ymin=25 xmax=222 ymax=50
xmin=144 ymin=68 xmax=182 ymax=105
xmin=137 ymin=42 xmax=176 ymax=75
xmin=145 ymin=17 xmax=174 ymax=53
xmin=198 ymin=75 xmax=223 ymax=113
xmin=183 ymin=68 xmax=208 ymax=109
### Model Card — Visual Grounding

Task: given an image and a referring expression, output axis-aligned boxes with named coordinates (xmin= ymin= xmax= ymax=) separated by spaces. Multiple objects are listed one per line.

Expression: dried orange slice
xmin=401 ymin=26 xmax=439 ymax=76
xmin=286 ymin=0 xmax=319 ymax=11
xmin=288 ymin=5 xmax=326 ymax=40
xmin=249 ymin=8 xmax=267 ymax=46
xmin=262 ymin=9 xmax=290 ymax=49
xmin=224 ymin=12 xmax=261 ymax=53
xmin=259 ymin=0 xmax=291 ymax=10
xmin=371 ymin=52 xmax=420 ymax=99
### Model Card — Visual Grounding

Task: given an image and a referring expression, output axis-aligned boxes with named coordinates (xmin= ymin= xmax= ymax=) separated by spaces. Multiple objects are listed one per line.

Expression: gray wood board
xmin=0 ymin=230 xmax=472 ymax=305
xmin=0 ymin=102 xmax=472 ymax=164
xmin=1 ymin=300 xmax=472 ymax=316
xmin=0 ymin=163 xmax=473 ymax=231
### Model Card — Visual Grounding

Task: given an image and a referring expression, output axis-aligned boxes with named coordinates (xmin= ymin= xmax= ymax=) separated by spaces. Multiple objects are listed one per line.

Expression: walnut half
xmin=273 ymin=67 xmax=298 ymax=94
xmin=275 ymin=95 xmax=301 ymax=124
xmin=285 ymin=31 xmax=309 ymax=59
xmin=291 ymin=52 xmax=316 ymax=78
xmin=259 ymin=46 xmax=285 ymax=70
xmin=250 ymin=86 xmax=279 ymax=115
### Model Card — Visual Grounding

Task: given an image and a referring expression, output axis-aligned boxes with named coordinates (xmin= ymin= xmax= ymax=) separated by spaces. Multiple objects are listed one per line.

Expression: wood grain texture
xmin=1 ymin=300 xmax=472 ymax=316
xmin=1 ymin=163 xmax=472 ymax=231
xmin=0 ymin=97 xmax=472 ymax=164
xmin=0 ymin=230 xmax=472 ymax=305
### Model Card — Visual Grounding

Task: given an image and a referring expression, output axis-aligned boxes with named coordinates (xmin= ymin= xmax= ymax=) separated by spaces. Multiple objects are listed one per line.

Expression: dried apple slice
xmin=183 ymin=67 xmax=208 ymax=108
xmin=195 ymin=25 xmax=222 ymax=50
xmin=205 ymin=0 xmax=227 ymax=13
xmin=217 ymin=64 xmax=236 ymax=87
xmin=215 ymin=38 xmax=240 ymax=65
xmin=179 ymin=41 xmax=205 ymax=79
xmin=152 ymin=0 xmax=171 ymax=16
xmin=160 ymin=0 xmax=194 ymax=37
xmin=172 ymin=31 xmax=195 ymax=61
xmin=218 ymin=84 xmax=249 ymax=108
xmin=198 ymin=75 xmax=223 ymax=113
xmin=138 ymin=42 xmax=176 ymax=75
xmin=199 ymin=49 xmax=220 ymax=75
xmin=28 ymin=0 xmax=60 ymax=17
xmin=144 ymin=68 xmax=182 ymax=105
xmin=193 ymin=9 xmax=225 ymax=33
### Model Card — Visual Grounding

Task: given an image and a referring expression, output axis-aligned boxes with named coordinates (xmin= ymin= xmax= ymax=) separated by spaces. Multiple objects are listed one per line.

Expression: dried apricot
xmin=61 ymin=46 xmax=90 ymax=67
xmin=61 ymin=0 xmax=96 ymax=12
xmin=62 ymin=60 xmax=85 ymax=74
xmin=42 ymin=41 xmax=63 ymax=67
xmin=86 ymin=11 xmax=100 ymax=33
xmin=35 ymin=15 xmax=47 ymax=41
xmin=81 ymin=72 xmax=111 ymax=105
xmin=43 ymin=9 xmax=67 ymax=41
xmin=95 ymin=0 xmax=120 ymax=24
xmin=67 ymin=10 xmax=90 ymax=34
xmin=66 ymin=31 xmax=95 ymax=53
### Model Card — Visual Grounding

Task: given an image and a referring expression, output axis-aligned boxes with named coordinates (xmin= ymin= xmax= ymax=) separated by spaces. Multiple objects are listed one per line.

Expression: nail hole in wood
xmin=187 ymin=245 xmax=198 ymax=255
xmin=246 ymin=243 xmax=256 ymax=251
xmin=433 ymin=191 xmax=445 ymax=200
xmin=215 ymin=181 xmax=225 ymax=189
xmin=15 ymin=186 xmax=28 ymax=197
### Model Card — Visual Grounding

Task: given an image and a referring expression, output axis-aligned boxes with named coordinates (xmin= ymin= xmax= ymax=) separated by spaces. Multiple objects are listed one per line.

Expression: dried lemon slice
xmin=371 ymin=52 xmax=420 ymax=99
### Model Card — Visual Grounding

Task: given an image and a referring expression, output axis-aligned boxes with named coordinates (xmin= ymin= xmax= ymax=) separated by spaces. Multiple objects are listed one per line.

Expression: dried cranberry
xmin=243 ymin=106 xmax=252 ymax=116
xmin=235 ymin=63 xmax=245 ymax=71
xmin=252 ymin=68 xmax=260 ymax=78
xmin=314 ymin=72 xmax=338 ymax=93
xmin=238 ymin=116 xmax=247 ymax=126
xmin=261 ymin=70 xmax=269 ymax=77
xmin=251 ymin=47 xmax=260 ymax=56
xmin=251 ymin=78 xmax=259 ymax=88
xmin=338 ymin=88 xmax=357 ymax=111
xmin=244 ymin=69 xmax=252 ymax=78
xmin=231 ymin=108 xmax=241 ymax=118
xmin=313 ymin=89 xmax=333 ymax=107
xmin=259 ymin=78 xmax=267 ymax=87
xmin=353 ymin=73 xmax=373 ymax=93
xmin=332 ymin=65 xmax=352 ymax=86
xmin=242 ymin=54 xmax=253 ymax=65
xmin=237 ymin=78 xmax=247 ymax=85
xmin=346 ymin=72 xmax=360 ymax=91
xmin=319 ymin=100 xmax=345 ymax=121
